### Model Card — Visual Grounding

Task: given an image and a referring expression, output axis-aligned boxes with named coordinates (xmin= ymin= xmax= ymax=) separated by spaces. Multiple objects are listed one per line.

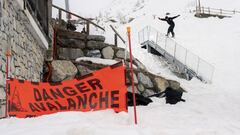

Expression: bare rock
xmin=58 ymin=48 xmax=84 ymax=60
xmin=101 ymin=46 xmax=114 ymax=59
xmin=137 ymin=84 xmax=145 ymax=93
xmin=58 ymin=38 xmax=85 ymax=49
xmin=87 ymin=35 xmax=105 ymax=42
xmin=51 ymin=60 xmax=78 ymax=82
xmin=76 ymin=65 xmax=93 ymax=76
xmin=115 ymin=49 xmax=129 ymax=59
xmin=87 ymin=41 xmax=107 ymax=49
xmin=57 ymin=29 xmax=87 ymax=40
xmin=168 ymin=80 xmax=180 ymax=90
xmin=142 ymin=89 xmax=155 ymax=97
xmin=154 ymin=77 xmax=169 ymax=92
xmin=137 ymin=72 xmax=153 ymax=88
xmin=127 ymin=86 xmax=140 ymax=94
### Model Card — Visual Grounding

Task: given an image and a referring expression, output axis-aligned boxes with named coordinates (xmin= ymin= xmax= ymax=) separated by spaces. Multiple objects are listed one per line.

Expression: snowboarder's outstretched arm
xmin=158 ymin=17 xmax=166 ymax=21
xmin=170 ymin=15 xmax=180 ymax=19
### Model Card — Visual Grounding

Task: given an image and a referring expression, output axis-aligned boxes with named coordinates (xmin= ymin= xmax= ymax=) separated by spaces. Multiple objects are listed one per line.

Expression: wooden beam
xmin=110 ymin=25 xmax=126 ymax=44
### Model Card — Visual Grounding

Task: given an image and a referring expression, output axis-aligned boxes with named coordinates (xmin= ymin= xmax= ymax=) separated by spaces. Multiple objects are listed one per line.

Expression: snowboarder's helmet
xmin=165 ymin=13 xmax=170 ymax=18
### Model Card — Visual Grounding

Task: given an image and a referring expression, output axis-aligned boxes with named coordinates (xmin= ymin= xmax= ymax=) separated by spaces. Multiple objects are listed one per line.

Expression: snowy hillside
xmin=1 ymin=0 xmax=240 ymax=135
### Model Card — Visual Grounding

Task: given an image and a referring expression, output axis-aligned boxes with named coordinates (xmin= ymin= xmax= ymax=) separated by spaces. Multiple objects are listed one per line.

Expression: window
xmin=25 ymin=0 xmax=49 ymax=36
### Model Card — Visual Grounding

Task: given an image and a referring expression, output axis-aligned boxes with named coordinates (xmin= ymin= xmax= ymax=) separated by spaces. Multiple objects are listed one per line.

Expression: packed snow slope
xmin=1 ymin=0 xmax=240 ymax=135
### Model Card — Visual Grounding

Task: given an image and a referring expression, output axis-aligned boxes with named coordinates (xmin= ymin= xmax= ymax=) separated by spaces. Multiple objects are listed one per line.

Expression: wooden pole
xmin=114 ymin=34 xmax=118 ymax=46
xmin=127 ymin=27 xmax=138 ymax=125
xmin=86 ymin=21 xmax=90 ymax=35
xmin=110 ymin=25 xmax=126 ymax=44
xmin=58 ymin=9 xmax=62 ymax=20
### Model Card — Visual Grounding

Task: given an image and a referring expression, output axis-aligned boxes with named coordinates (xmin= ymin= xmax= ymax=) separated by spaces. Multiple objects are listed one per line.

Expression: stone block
xmin=127 ymin=86 xmax=140 ymax=94
xmin=115 ymin=49 xmax=129 ymax=59
xmin=86 ymin=50 xmax=102 ymax=58
xmin=154 ymin=77 xmax=169 ymax=92
xmin=87 ymin=41 xmax=107 ymax=49
xmin=58 ymin=38 xmax=85 ymax=49
xmin=76 ymin=65 xmax=93 ymax=76
xmin=51 ymin=60 xmax=78 ymax=82
xmin=137 ymin=72 xmax=153 ymax=88
xmin=57 ymin=29 xmax=87 ymax=40
xmin=0 ymin=104 xmax=6 ymax=118
xmin=0 ymin=87 xmax=5 ymax=99
xmin=142 ymin=89 xmax=155 ymax=97
xmin=58 ymin=47 xmax=84 ymax=60
xmin=168 ymin=80 xmax=181 ymax=90
xmin=101 ymin=46 xmax=114 ymax=59
xmin=137 ymin=84 xmax=145 ymax=93
xmin=0 ymin=73 xmax=5 ymax=87
xmin=87 ymin=35 xmax=105 ymax=42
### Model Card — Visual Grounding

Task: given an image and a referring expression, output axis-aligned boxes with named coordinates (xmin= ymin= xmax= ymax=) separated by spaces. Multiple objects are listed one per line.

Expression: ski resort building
xmin=0 ymin=0 xmax=53 ymax=117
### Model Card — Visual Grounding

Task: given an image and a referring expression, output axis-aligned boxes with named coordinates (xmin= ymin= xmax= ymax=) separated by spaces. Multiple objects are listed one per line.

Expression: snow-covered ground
xmin=1 ymin=0 xmax=240 ymax=135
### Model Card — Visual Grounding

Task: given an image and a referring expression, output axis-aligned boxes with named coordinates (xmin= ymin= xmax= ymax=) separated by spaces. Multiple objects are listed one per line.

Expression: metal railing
xmin=138 ymin=26 xmax=215 ymax=83
xmin=195 ymin=6 xmax=240 ymax=17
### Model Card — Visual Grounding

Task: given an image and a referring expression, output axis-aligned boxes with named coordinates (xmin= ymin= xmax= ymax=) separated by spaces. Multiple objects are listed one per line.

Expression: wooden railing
xmin=195 ymin=6 xmax=240 ymax=17
xmin=110 ymin=25 xmax=126 ymax=46
xmin=52 ymin=5 xmax=127 ymax=47
xmin=52 ymin=4 xmax=105 ymax=34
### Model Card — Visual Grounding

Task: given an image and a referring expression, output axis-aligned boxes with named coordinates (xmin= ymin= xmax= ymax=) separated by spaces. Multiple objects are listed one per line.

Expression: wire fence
xmin=138 ymin=26 xmax=215 ymax=83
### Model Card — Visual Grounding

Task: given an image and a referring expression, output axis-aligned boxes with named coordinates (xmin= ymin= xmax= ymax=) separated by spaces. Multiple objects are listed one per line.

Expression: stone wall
xmin=0 ymin=0 xmax=51 ymax=117
xmin=48 ymin=28 xmax=185 ymax=101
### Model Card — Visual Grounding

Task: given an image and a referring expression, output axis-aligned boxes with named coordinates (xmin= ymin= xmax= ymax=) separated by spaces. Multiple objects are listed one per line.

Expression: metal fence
xmin=196 ymin=6 xmax=240 ymax=16
xmin=138 ymin=26 xmax=214 ymax=83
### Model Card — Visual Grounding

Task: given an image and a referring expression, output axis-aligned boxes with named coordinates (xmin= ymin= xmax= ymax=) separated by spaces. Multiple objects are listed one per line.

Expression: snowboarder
xmin=158 ymin=13 xmax=180 ymax=38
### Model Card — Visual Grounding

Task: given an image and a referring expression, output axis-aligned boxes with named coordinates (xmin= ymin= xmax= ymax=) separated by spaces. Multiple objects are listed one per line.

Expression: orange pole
xmin=5 ymin=50 xmax=11 ymax=118
xmin=127 ymin=27 xmax=138 ymax=124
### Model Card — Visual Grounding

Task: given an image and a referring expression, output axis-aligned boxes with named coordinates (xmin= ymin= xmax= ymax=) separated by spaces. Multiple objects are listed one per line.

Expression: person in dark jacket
xmin=158 ymin=13 xmax=180 ymax=38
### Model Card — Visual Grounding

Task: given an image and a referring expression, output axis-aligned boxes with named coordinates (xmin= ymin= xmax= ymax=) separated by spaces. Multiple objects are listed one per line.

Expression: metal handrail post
xmin=173 ymin=42 xmax=177 ymax=59
xmin=196 ymin=57 xmax=200 ymax=74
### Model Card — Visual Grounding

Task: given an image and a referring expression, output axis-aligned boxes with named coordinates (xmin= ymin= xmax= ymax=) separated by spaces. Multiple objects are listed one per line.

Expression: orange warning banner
xmin=8 ymin=62 xmax=127 ymax=118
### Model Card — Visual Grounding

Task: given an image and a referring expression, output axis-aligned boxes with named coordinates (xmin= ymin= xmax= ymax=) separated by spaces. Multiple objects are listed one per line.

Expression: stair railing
xmin=110 ymin=25 xmax=126 ymax=46
xmin=139 ymin=26 xmax=215 ymax=83
xmin=52 ymin=4 xmax=105 ymax=35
